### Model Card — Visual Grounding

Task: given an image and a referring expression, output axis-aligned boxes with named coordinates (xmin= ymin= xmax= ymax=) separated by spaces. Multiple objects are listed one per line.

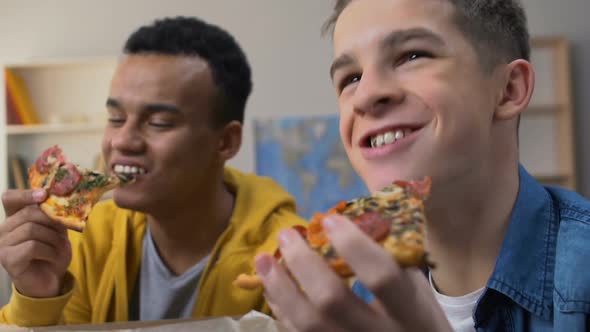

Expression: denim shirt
xmin=352 ymin=165 xmax=590 ymax=331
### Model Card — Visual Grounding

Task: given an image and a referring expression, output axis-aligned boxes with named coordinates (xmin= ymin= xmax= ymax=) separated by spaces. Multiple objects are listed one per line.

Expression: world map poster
xmin=254 ymin=115 xmax=369 ymax=219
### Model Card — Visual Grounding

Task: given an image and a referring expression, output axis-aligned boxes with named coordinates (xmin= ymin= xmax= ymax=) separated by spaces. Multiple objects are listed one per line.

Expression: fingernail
xmin=32 ymin=189 xmax=46 ymax=202
xmin=323 ymin=216 xmax=339 ymax=233
xmin=278 ymin=229 xmax=295 ymax=248
xmin=255 ymin=254 xmax=273 ymax=276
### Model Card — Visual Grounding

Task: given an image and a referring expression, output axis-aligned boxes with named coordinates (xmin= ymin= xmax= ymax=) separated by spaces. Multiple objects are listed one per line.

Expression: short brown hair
xmin=322 ymin=0 xmax=530 ymax=71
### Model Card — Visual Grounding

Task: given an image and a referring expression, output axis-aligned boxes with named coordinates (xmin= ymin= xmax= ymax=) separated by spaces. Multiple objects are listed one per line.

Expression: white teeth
xmin=369 ymin=129 xmax=413 ymax=148
xmin=384 ymin=132 xmax=394 ymax=144
xmin=113 ymin=164 xmax=146 ymax=175
xmin=376 ymin=135 xmax=384 ymax=147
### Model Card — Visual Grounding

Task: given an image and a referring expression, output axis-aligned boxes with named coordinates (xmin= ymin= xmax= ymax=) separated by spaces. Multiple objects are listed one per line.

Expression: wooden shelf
xmin=6 ymin=123 xmax=104 ymax=135
xmin=525 ymin=104 xmax=566 ymax=115
xmin=533 ymin=174 xmax=570 ymax=181
xmin=533 ymin=174 xmax=574 ymax=188
xmin=518 ymin=36 xmax=577 ymax=191
xmin=4 ymin=56 xmax=115 ymax=69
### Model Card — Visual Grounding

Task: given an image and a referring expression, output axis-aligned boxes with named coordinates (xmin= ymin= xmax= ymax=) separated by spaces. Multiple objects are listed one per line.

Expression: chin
xmin=366 ymin=179 xmax=393 ymax=194
xmin=112 ymin=190 xmax=149 ymax=212
xmin=361 ymin=172 xmax=392 ymax=193
xmin=363 ymin=168 xmax=424 ymax=193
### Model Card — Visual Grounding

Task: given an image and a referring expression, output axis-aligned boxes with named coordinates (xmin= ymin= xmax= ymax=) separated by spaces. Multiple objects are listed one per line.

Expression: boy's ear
xmin=218 ymin=121 xmax=242 ymax=161
xmin=494 ymin=59 xmax=535 ymax=120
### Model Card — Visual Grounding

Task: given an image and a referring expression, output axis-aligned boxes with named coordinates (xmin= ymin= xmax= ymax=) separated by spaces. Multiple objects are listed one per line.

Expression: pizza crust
xmin=39 ymin=175 xmax=120 ymax=232
xmin=40 ymin=203 xmax=86 ymax=232
xmin=233 ymin=274 xmax=262 ymax=290
xmin=382 ymin=236 xmax=425 ymax=267
xmin=39 ymin=193 xmax=93 ymax=232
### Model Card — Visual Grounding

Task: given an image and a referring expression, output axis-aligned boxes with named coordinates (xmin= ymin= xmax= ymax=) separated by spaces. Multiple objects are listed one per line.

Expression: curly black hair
xmin=124 ymin=16 xmax=252 ymax=126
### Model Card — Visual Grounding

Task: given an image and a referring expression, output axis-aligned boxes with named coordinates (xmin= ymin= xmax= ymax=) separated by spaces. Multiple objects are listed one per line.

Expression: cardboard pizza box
xmin=0 ymin=311 xmax=288 ymax=332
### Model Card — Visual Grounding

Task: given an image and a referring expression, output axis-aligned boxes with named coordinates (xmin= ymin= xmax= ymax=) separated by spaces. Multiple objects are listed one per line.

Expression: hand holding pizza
xmin=255 ymin=215 xmax=452 ymax=332
xmin=234 ymin=178 xmax=433 ymax=288
xmin=0 ymin=188 xmax=72 ymax=298
xmin=236 ymin=177 xmax=452 ymax=331
xmin=0 ymin=145 xmax=132 ymax=298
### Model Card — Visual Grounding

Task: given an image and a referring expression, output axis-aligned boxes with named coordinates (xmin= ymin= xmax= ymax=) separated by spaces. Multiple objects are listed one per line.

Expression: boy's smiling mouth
xmin=358 ymin=124 xmax=425 ymax=160
xmin=112 ymin=163 xmax=148 ymax=182
xmin=113 ymin=164 xmax=146 ymax=175
xmin=368 ymin=128 xmax=414 ymax=148
xmin=360 ymin=124 xmax=423 ymax=149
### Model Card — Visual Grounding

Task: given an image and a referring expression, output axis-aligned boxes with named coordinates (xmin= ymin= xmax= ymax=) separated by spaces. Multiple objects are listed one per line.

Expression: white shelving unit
xmin=0 ymin=57 xmax=118 ymax=221
xmin=7 ymin=123 xmax=105 ymax=135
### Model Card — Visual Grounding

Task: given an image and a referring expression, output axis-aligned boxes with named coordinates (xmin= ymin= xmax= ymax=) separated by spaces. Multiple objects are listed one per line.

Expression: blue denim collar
xmin=479 ymin=165 xmax=557 ymax=321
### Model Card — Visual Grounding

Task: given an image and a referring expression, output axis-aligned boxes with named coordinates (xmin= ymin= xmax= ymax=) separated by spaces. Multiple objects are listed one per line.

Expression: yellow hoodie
xmin=0 ymin=167 xmax=307 ymax=326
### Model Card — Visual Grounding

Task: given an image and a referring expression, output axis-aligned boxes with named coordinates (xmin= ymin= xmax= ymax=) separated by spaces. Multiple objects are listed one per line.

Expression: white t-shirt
xmin=429 ymin=273 xmax=485 ymax=332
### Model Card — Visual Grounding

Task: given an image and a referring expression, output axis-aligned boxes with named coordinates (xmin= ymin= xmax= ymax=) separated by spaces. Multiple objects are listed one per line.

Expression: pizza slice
xmin=233 ymin=177 xmax=432 ymax=289
xmin=28 ymin=145 xmax=65 ymax=190
xmin=28 ymin=145 xmax=133 ymax=232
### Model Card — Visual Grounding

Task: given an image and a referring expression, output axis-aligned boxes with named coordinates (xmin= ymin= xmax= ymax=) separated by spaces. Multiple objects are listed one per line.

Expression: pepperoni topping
xmin=49 ymin=163 xmax=82 ymax=196
xmin=393 ymin=176 xmax=432 ymax=199
xmin=353 ymin=211 xmax=391 ymax=242
xmin=35 ymin=146 xmax=65 ymax=174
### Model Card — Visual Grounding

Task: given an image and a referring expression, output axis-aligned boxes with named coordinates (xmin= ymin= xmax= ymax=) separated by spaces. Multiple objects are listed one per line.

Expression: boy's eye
xmin=148 ymin=122 xmax=173 ymax=128
xmin=148 ymin=116 xmax=175 ymax=128
xmin=338 ymin=73 xmax=362 ymax=92
xmin=396 ymin=50 xmax=433 ymax=66
xmin=107 ymin=118 xmax=125 ymax=125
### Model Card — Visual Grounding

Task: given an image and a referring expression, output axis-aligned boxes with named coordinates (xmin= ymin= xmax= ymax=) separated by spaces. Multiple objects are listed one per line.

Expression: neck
xmin=147 ymin=172 xmax=234 ymax=275
xmin=427 ymin=160 xmax=519 ymax=296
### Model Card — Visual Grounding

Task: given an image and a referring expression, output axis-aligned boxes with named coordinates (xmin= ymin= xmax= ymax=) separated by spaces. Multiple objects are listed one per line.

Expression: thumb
xmin=32 ymin=189 xmax=48 ymax=203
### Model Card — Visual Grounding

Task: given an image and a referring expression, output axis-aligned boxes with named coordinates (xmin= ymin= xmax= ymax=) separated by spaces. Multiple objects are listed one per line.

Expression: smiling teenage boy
xmin=0 ymin=17 xmax=305 ymax=326
xmin=255 ymin=1 xmax=590 ymax=331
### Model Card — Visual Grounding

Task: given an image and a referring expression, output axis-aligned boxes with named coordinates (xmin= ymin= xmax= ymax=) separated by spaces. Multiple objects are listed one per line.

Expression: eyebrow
xmin=329 ymin=27 xmax=446 ymax=80
xmin=329 ymin=54 xmax=355 ymax=80
xmin=381 ymin=27 xmax=445 ymax=51
xmin=143 ymin=103 xmax=181 ymax=114
xmin=106 ymin=98 xmax=180 ymax=114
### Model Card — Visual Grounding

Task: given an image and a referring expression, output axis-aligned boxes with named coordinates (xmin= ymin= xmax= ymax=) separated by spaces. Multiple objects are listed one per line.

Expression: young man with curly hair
xmin=0 ymin=16 xmax=305 ymax=326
